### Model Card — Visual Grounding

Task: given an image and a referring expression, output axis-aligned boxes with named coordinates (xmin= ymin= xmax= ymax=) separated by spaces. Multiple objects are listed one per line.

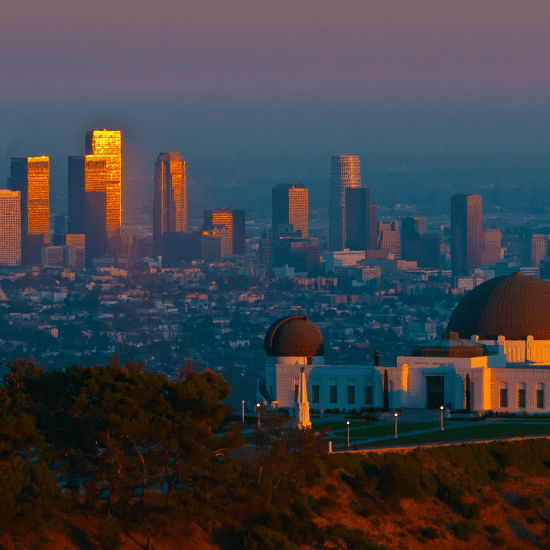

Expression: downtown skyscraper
xmin=85 ymin=130 xmax=121 ymax=238
xmin=272 ymin=183 xmax=309 ymax=237
xmin=329 ymin=155 xmax=361 ymax=251
xmin=153 ymin=152 xmax=187 ymax=257
xmin=0 ymin=190 xmax=21 ymax=265
xmin=10 ymin=156 xmax=50 ymax=265
xmin=451 ymin=194 xmax=483 ymax=275
xmin=68 ymin=155 xmax=108 ymax=265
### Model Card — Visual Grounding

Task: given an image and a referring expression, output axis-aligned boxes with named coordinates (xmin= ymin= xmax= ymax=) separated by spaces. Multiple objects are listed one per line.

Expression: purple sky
xmin=1 ymin=1 xmax=550 ymax=216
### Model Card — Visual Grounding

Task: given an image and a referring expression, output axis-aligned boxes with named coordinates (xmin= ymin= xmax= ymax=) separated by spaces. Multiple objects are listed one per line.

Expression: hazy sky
xmin=1 ymin=0 xmax=550 ymax=217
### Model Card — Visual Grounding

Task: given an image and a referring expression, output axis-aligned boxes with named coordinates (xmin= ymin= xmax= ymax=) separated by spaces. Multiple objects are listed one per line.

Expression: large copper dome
xmin=447 ymin=272 xmax=550 ymax=340
xmin=264 ymin=316 xmax=324 ymax=357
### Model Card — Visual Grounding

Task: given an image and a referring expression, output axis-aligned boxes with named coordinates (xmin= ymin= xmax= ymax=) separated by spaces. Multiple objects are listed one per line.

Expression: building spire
xmin=296 ymin=366 xmax=311 ymax=429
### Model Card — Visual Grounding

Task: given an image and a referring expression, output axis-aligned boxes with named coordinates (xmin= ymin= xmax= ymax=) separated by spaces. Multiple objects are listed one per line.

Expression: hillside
xmin=4 ymin=439 xmax=550 ymax=549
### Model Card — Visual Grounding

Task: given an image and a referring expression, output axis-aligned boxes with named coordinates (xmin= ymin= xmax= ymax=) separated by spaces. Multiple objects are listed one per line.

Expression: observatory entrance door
xmin=426 ymin=376 xmax=445 ymax=409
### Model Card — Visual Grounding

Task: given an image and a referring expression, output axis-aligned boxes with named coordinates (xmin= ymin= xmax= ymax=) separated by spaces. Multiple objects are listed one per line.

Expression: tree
xmin=383 ymin=369 xmax=389 ymax=410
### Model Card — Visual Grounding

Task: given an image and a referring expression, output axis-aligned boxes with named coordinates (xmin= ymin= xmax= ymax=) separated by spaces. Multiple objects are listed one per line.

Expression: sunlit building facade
xmin=10 ymin=156 xmax=50 ymax=265
xmin=203 ymin=208 xmax=245 ymax=256
xmin=272 ymin=183 xmax=309 ymax=238
xmin=68 ymin=156 xmax=108 ymax=266
xmin=85 ymin=130 xmax=121 ymax=238
xmin=153 ymin=152 xmax=187 ymax=257
xmin=0 ymin=190 xmax=21 ymax=265
xmin=329 ymin=155 xmax=361 ymax=251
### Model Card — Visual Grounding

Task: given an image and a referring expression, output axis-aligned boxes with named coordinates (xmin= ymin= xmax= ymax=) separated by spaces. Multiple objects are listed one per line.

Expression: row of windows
xmin=499 ymin=382 xmax=544 ymax=409
xmin=298 ymin=385 xmax=374 ymax=405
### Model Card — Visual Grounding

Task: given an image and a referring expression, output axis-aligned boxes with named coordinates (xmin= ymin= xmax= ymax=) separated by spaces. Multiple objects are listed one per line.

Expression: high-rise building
xmin=52 ymin=214 xmax=68 ymax=246
xmin=10 ymin=156 xmax=50 ymax=265
xmin=369 ymin=203 xmax=378 ymax=251
xmin=401 ymin=217 xmax=427 ymax=262
xmin=481 ymin=229 xmax=502 ymax=266
xmin=203 ymin=208 xmax=245 ymax=256
xmin=451 ymin=194 xmax=483 ymax=275
xmin=153 ymin=152 xmax=187 ymax=257
xmin=68 ymin=156 xmax=108 ymax=266
xmin=345 ymin=187 xmax=370 ymax=250
xmin=329 ymin=155 xmax=361 ymax=250
xmin=85 ymin=129 xmax=121 ymax=238
xmin=272 ymin=183 xmax=309 ymax=237
xmin=378 ymin=221 xmax=401 ymax=259
xmin=532 ymin=234 xmax=547 ymax=268
xmin=0 ymin=190 xmax=21 ymax=265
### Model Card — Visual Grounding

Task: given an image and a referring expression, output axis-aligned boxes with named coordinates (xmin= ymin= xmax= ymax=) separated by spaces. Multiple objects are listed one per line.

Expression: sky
xmin=1 ymin=0 xmax=550 ymax=218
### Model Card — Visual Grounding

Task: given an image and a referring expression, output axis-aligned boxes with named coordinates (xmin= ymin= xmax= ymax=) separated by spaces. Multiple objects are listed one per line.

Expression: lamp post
xmin=256 ymin=403 xmax=261 ymax=429
xmin=440 ymin=405 xmax=444 ymax=431
xmin=347 ymin=421 xmax=350 ymax=447
xmin=394 ymin=412 xmax=398 ymax=438
xmin=242 ymin=400 xmax=245 ymax=428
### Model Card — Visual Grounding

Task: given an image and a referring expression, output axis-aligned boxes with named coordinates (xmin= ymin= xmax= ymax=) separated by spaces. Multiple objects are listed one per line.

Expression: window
xmin=312 ymin=385 xmax=320 ymax=404
xmin=499 ymin=382 xmax=508 ymax=408
xmin=537 ymin=383 xmax=545 ymax=409
xmin=347 ymin=386 xmax=355 ymax=404
xmin=365 ymin=385 xmax=373 ymax=405
xmin=294 ymin=383 xmax=299 ymax=403
xmin=518 ymin=382 xmax=526 ymax=409
xmin=307 ymin=357 xmax=312 ymax=365
xmin=330 ymin=385 xmax=337 ymax=404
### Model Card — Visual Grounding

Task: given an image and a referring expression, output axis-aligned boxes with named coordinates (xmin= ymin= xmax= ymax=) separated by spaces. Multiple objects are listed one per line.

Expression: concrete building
xmin=481 ymin=229 xmax=502 ymax=266
xmin=345 ymin=187 xmax=370 ymax=250
xmin=378 ymin=221 xmax=401 ymax=259
xmin=531 ymin=234 xmax=547 ymax=268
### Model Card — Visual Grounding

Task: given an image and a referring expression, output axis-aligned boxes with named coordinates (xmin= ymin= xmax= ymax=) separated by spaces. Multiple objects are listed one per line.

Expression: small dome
xmin=447 ymin=272 xmax=550 ymax=340
xmin=264 ymin=316 xmax=324 ymax=357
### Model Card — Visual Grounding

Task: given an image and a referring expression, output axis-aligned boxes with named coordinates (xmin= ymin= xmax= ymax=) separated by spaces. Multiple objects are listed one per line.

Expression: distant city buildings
xmin=532 ymin=234 xmax=547 ymax=268
xmin=85 ymin=130 xmax=122 ymax=239
xmin=272 ymin=183 xmax=308 ymax=238
xmin=10 ymin=156 xmax=50 ymax=265
xmin=203 ymin=208 xmax=245 ymax=256
xmin=329 ymin=155 xmax=361 ymax=251
xmin=481 ymin=229 xmax=502 ymax=266
xmin=378 ymin=221 xmax=401 ymax=259
xmin=451 ymin=194 xmax=482 ymax=275
xmin=345 ymin=187 xmax=371 ymax=251
xmin=153 ymin=152 xmax=187 ymax=257
xmin=0 ymin=190 xmax=21 ymax=265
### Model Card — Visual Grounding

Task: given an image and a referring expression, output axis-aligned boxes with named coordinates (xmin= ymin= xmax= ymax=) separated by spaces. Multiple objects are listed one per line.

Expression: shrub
xmin=420 ymin=526 xmax=440 ymax=539
xmin=98 ymin=513 xmax=122 ymax=550
xmin=325 ymin=483 xmax=337 ymax=496
xmin=461 ymin=502 xmax=481 ymax=520
xmin=488 ymin=534 xmax=507 ymax=547
xmin=525 ymin=493 xmax=546 ymax=510
xmin=453 ymin=520 xmax=480 ymax=542
xmin=485 ymin=524 xmax=501 ymax=534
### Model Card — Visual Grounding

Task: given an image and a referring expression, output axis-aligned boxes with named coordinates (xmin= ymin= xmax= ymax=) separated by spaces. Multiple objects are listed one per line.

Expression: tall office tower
xmin=85 ymin=130 xmax=121 ymax=238
xmin=532 ymin=234 xmax=547 ymax=268
xmin=481 ymin=229 xmax=502 ymax=266
xmin=369 ymin=203 xmax=378 ymax=250
xmin=345 ymin=187 xmax=370 ymax=250
xmin=272 ymin=183 xmax=309 ymax=237
xmin=52 ymin=214 xmax=68 ymax=246
xmin=153 ymin=152 xmax=187 ymax=257
xmin=10 ymin=156 xmax=50 ymax=265
xmin=203 ymin=208 xmax=246 ymax=256
xmin=68 ymin=156 xmax=108 ymax=265
xmin=401 ymin=217 xmax=426 ymax=261
xmin=0 ymin=190 xmax=21 ymax=265
xmin=378 ymin=221 xmax=401 ymax=259
xmin=329 ymin=155 xmax=361 ymax=250
xmin=451 ymin=194 xmax=482 ymax=275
